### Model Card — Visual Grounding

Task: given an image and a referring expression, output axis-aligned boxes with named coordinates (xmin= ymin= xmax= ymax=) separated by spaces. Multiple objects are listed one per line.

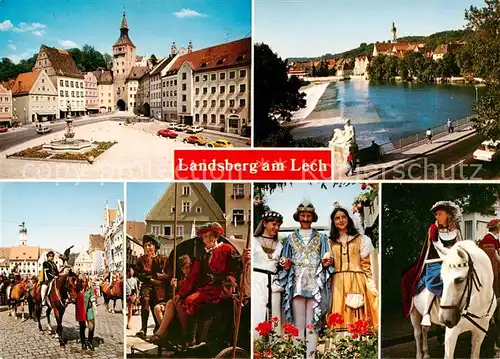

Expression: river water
xmin=291 ymin=80 xmax=480 ymax=148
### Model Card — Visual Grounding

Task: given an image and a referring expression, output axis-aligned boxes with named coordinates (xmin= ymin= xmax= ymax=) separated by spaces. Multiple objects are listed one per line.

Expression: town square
xmin=0 ymin=1 xmax=251 ymax=180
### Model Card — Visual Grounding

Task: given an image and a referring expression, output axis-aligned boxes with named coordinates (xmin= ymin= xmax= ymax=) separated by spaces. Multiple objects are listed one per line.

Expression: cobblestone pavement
xmin=0 ymin=296 xmax=124 ymax=359
xmin=126 ymin=305 xmax=160 ymax=357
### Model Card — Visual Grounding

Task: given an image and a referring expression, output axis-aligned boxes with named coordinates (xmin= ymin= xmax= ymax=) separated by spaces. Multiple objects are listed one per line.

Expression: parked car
xmin=174 ymin=124 xmax=188 ymax=131
xmin=473 ymin=140 xmax=500 ymax=162
xmin=0 ymin=126 xmax=8 ymax=133
xmin=35 ymin=123 xmax=51 ymax=134
xmin=186 ymin=125 xmax=204 ymax=134
xmin=157 ymin=129 xmax=178 ymax=138
xmin=183 ymin=135 xmax=207 ymax=146
xmin=168 ymin=123 xmax=177 ymax=130
xmin=207 ymin=139 xmax=234 ymax=148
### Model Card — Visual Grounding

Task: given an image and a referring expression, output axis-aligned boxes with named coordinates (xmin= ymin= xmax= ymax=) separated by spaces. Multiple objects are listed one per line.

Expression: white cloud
xmin=0 ymin=20 xmax=14 ymax=31
xmin=7 ymin=51 xmax=31 ymax=64
xmin=32 ymin=30 xmax=45 ymax=37
xmin=58 ymin=39 xmax=77 ymax=48
xmin=173 ymin=9 xmax=207 ymax=18
xmin=8 ymin=44 xmax=16 ymax=51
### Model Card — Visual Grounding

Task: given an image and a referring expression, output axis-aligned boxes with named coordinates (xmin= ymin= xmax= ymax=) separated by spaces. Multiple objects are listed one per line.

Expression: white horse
xmin=410 ymin=240 xmax=496 ymax=359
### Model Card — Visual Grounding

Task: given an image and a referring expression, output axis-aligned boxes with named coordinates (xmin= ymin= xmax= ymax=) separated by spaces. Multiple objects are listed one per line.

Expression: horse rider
xmin=409 ymin=201 xmax=463 ymax=327
xmin=11 ymin=264 xmax=21 ymax=281
xmin=41 ymin=251 xmax=60 ymax=306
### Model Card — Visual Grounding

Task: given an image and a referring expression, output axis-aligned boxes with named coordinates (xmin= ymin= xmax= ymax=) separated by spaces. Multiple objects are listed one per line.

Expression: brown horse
xmin=102 ymin=279 xmax=123 ymax=313
xmin=33 ymin=268 xmax=79 ymax=346
xmin=8 ymin=279 xmax=30 ymax=320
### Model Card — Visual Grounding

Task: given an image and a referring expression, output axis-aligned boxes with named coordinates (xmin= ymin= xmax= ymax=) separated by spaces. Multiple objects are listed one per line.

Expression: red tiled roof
xmin=126 ymin=221 xmax=146 ymax=240
xmin=374 ymin=43 xmax=393 ymax=53
xmin=9 ymin=246 xmax=40 ymax=260
xmin=0 ymin=247 xmax=11 ymax=259
xmin=89 ymin=234 xmax=105 ymax=252
xmin=11 ymin=70 xmax=40 ymax=96
xmin=40 ymin=45 xmax=83 ymax=79
xmin=92 ymin=70 xmax=113 ymax=85
xmin=168 ymin=38 xmax=250 ymax=74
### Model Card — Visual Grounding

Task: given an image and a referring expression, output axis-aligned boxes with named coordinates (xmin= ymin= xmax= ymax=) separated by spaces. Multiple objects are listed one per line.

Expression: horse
xmin=102 ymin=279 xmax=123 ymax=313
xmin=8 ymin=279 xmax=30 ymax=320
xmin=33 ymin=268 xmax=80 ymax=346
xmin=410 ymin=240 xmax=496 ymax=359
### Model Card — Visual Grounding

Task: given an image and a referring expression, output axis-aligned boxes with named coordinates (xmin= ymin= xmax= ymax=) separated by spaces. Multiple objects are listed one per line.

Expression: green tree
xmin=462 ymin=0 xmax=500 ymax=139
xmin=0 ymin=58 xmax=20 ymax=82
xmin=103 ymin=53 xmax=113 ymax=69
xmin=254 ymin=43 xmax=307 ymax=146
xmin=150 ymin=54 xmax=158 ymax=66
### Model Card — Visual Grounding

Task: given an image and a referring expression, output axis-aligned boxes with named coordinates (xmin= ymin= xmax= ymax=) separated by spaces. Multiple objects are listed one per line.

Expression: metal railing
xmin=379 ymin=115 xmax=476 ymax=155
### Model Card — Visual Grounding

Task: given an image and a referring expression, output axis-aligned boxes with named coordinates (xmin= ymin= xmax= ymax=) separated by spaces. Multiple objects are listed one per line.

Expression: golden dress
xmin=329 ymin=234 xmax=378 ymax=330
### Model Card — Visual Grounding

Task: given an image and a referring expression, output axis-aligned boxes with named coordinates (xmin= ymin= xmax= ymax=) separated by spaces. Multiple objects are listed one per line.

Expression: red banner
xmin=174 ymin=149 xmax=332 ymax=180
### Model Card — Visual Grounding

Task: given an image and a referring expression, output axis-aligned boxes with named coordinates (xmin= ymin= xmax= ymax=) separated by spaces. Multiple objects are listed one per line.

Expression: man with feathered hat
xmin=479 ymin=218 xmax=500 ymax=297
xmin=278 ymin=201 xmax=333 ymax=359
xmin=173 ymin=222 xmax=250 ymax=346
xmin=402 ymin=201 xmax=463 ymax=327
xmin=135 ymin=234 xmax=168 ymax=339
xmin=40 ymin=251 xmax=59 ymax=306
xmin=253 ymin=211 xmax=284 ymax=335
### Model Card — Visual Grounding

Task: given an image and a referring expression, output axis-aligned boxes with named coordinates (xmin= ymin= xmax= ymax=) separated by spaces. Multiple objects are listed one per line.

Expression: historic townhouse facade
xmin=33 ymin=45 xmax=85 ymax=118
xmin=125 ymin=66 xmax=148 ymax=113
xmin=136 ymin=71 xmax=150 ymax=116
xmin=10 ymin=69 xmax=58 ymax=124
xmin=84 ymin=72 xmax=99 ymax=113
xmin=92 ymin=69 xmax=114 ymax=113
xmin=0 ymin=83 xmax=12 ymax=125
xmin=163 ymin=37 xmax=251 ymax=134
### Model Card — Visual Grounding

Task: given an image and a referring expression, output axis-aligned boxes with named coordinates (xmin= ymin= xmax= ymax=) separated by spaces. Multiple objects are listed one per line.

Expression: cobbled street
xmin=0 ymin=296 xmax=124 ymax=359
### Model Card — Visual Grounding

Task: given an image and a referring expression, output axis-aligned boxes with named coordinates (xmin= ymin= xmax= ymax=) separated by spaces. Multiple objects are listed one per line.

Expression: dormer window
xmin=217 ymin=58 xmax=225 ymax=65
xmin=200 ymin=62 xmax=207 ymax=68
xmin=236 ymin=53 xmax=247 ymax=62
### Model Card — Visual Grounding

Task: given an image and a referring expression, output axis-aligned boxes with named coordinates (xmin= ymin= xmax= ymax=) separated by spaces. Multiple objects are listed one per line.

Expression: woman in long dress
xmin=252 ymin=211 xmax=284 ymax=334
xmin=328 ymin=205 xmax=378 ymax=330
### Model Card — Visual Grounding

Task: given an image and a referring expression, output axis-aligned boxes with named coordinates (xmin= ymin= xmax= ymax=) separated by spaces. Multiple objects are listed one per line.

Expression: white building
xmin=33 ymin=45 xmax=85 ymax=118
xmin=126 ymin=66 xmax=148 ymax=113
xmin=163 ymin=37 xmax=251 ymax=134
xmin=74 ymin=251 xmax=93 ymax=274
xmin=103 ymin=200 xmax=124 ymax=272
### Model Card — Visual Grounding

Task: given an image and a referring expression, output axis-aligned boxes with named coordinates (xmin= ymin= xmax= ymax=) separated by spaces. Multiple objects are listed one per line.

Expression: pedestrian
xmin=447 ymin=119 xmax=452 ymax=133
xmin=426 ymin=128 xmax=432 ymax=144
xmin=346 ymin=151 xmax=355 ymax=176
xmin=126 ymin=267 xmax=139 ymax=330
xmin=76 ymin=276 xmax=98 ymax=351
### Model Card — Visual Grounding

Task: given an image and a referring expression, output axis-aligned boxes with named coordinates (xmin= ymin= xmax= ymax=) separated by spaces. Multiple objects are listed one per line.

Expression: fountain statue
xmin=329 ymin=118 xmax=358 ymax=165
xmin=42 ymin=101 xmax=93 ymax=151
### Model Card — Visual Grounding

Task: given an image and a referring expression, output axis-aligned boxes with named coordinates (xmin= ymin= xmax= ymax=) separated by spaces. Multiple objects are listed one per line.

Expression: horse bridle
xmin=439 ymin=249 xmax=495 ymax=334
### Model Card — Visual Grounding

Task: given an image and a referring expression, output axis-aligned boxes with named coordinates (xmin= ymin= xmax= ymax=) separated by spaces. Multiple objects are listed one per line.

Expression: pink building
xmin=0 ymin=83 xmax=12 ymax=126
xmin=85 ymin=72 xmax=99 ymax=113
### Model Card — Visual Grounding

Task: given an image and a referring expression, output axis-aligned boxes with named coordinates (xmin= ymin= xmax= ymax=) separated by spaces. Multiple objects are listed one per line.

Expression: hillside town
xmin=0 ymin=12 xmax=251 ymax=137
xmin=288 ymin=22 xmax=467 ymax=80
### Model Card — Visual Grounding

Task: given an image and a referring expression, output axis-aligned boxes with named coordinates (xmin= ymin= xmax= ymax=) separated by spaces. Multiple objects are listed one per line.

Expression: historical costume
xmin=278 ymin=201 xmax=333 ymax=359
xmin=401 ymin=201 xmax=463 ymax=326
xmin=178 ymin=223 xmax=242 ymax=315
xmin=328 ymin=205 xmax=378 ymax=331
xmin=135 ymin=234 xmax=168 ymax=338
xmin=41 ymin=251 xmax=59 ymax=306
xmin=76 ymin=277 xmax=97 ymax=351
xmin=253 ymin=211 xmax=284 ymax=335
xmin=479 ymin=219 xmax=500 ymax=297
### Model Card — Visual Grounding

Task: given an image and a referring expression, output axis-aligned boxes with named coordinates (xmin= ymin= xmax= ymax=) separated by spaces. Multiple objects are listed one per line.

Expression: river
xmin=291 ymin=80 xmax=480 ymax=148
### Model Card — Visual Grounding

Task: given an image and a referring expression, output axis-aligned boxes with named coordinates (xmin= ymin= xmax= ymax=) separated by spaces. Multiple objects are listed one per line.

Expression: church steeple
xmin=120 ymin=12 xmax=128 ymax=30
xmin=114 ymin=11 xmax=135 ymax=48
xmin=391 ymin=22 xmax=397 ymax=43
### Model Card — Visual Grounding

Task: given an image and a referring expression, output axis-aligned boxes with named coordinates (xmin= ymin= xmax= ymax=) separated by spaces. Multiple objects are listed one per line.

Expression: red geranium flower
xmin=347 ymin=319 xmax=370 ymax=338
xmin=327 ymin=313 xmax=344 ymax=328
xmin=255 ymin=321 xmax=273 ymax=336
xmin=271 ymin=316 xmax=279 ymax=323
xmin=263 ymin=350 xmax=274 ymax=358
xmin=254 ymin=353 xmax=261 ymax=359
xmin=283 ymin=323 xmax=299 ymax=337
xmin=361 ymin=183 xmax=367 ymax=190
xmin=306 ymin=323 xmax=314 ymax=330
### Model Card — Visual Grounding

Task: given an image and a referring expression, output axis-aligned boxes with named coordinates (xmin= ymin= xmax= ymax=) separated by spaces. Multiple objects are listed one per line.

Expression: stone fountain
xmin=42 ymin=102 xmax=93 ymax=151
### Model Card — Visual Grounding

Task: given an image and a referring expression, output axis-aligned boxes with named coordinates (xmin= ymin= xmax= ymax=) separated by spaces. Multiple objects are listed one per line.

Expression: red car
xmin=0 ymin=127 xmax=8 ymax=133
xmin=157 ymin=129 xmax=178 ymax=138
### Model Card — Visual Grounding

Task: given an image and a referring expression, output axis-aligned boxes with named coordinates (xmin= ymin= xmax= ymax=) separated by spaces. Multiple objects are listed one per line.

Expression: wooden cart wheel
xmin=214 ymin=347 xmax=249 ymax=359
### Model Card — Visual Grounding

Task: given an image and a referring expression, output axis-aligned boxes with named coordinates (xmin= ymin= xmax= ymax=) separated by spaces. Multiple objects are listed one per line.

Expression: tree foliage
xmin=382 ymin=183 xmax=500 ymax=306
xmin=150 ymin=54 xmax=158 ymax=66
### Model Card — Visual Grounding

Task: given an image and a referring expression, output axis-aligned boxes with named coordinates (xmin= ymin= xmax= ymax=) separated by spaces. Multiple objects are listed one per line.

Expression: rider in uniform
xmin=41 ymin=251 xmax=60 ymax=306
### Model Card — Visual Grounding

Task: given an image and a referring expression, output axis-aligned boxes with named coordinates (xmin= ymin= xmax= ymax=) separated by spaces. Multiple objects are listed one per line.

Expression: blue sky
xmin=0 ymin=0 xmax=251 ymax=63
xmin=254 ymin=0 xmax=484 ymax=59
xmin=0 ymin=182 xmax=124 ymax=253
xmin=262 ymin=183 xmax=366 ymax=229
xmin=127 ymin=182 xmax=212 ymax=221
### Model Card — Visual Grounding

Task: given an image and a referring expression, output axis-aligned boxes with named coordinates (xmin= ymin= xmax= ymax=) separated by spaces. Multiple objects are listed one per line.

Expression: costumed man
xmin=402 ymin=201 xmax=463 ymax=326
xmin=278 ymin=201 xmax=333 ymax=359
xmin=135 ymin=234 xmax=168 ymax=338
xmin=175 ymin=222 xmax=250 ymax=346
xmin=479 ymin=219 xmax=500 ymax=297
xmin=253 ymin=211 xmax=284 ymax=335
xmin=10 ymin=264 xmax=21 ymax=281
xmin=41 ymin=251 xmax=60 ymax=306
